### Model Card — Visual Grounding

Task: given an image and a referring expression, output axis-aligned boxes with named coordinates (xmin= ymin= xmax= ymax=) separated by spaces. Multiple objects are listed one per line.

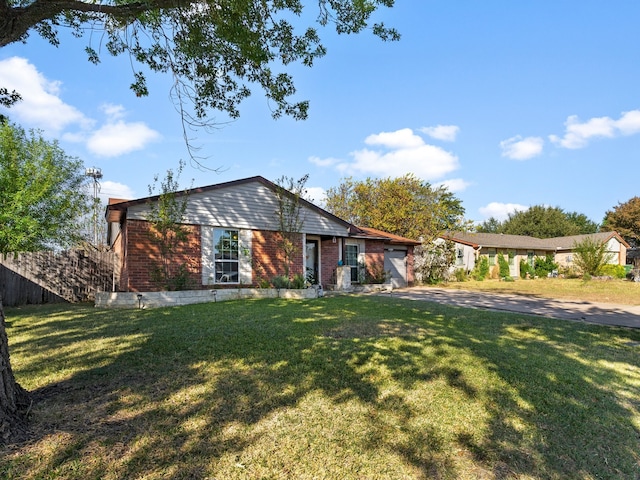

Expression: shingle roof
xmin=441 ymin=232 xmax=550 ymax=250
xmin=546 ymin=232 xmax=630 ymax=249
xmin=441 ymin=231 xmax=629 ymax=250
xmin=355 ymin=226 xmax=421 ymax=245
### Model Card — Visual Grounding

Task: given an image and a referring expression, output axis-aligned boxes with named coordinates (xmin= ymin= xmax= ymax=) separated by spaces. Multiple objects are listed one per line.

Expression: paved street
xmin=380 ymin=286 xmax=640 ymax=329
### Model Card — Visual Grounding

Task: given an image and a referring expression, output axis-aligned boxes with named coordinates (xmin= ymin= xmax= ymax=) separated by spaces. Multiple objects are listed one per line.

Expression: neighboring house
xmin=106 ymin=176 xmax=419 ymax=292
xmin=441 ymin=231 xmax=629 ymax=278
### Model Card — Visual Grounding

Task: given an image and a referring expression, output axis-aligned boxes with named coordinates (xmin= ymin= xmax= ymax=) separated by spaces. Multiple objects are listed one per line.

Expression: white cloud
xmin=0 ymin=57 xmax=92 ymax=133
xmin=308 ymin=156 xmax=341 ymax=167
xmin=0 ymin=57 xmax=160 ymax=157
xmin=479 ymin=202 xmax=528 ymax=221
xmin=419 ymin=125 xmax=460 ymax=142
xmin=101 ymin=103 xmax=127 ymax=120
xmin=98 ymin=181 xmax=136 ymax=202
xmin=365 ymin=128 xmax=424 ymax=149
xmin=84 ymin=103 xmax=160 ymax=157
xmin=87 ymin=120 xmax=161 ymax=157
xmin=500 ymin=135 xmax=544 ymax=160
xmin=549 ymin=109 xmax=640 ymax=149
xmin=613 ymin=110 xmax=640 ymax=135
xmin=436 ymin=178 xmax=471 ymax=192
xmin=328 ymin=128 xmax=459 ymax=181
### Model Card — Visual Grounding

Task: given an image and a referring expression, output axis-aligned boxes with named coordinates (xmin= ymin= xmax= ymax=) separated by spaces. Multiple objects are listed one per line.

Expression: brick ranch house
xmin=440 ymin=231 xmax=630 ymax=277
xmin=106 ymin=176 xmax=419 ymax=292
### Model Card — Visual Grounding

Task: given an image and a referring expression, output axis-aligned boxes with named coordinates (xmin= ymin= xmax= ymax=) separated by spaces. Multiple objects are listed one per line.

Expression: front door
xmin=305 ymin=240 xmax=319 ymax=284
xmin=345 ymin=244 xmax=359 ymax=282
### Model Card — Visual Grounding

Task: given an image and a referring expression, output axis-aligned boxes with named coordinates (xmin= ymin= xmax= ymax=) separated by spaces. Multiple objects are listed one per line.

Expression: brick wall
xmin=321 ymin=238 xmax=340 ymax=288
xmin=364 ymin=240 xmax=385 ymax=271
xmin=118 ymin=221 xmax=129 ymax=292
xmin=119 ymin=220 xmax=416 ymax=290
xmin=252 ymin=230 xmax=304 ymax=284
xmin=124 ymin=219 xmax=202 ymax=292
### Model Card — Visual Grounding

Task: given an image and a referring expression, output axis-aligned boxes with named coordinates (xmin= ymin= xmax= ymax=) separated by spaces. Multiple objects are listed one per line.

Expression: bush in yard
xmin=497 ymin=254 xmax=511 ymax=279
xmin=519 ymin=259 xmax=532 ymax=279
xmin=572 ymin=237 xmax=615 ymax=277
xmin=414 ymin=240 xmax=455 ymax=284
xmin=291 ymin=273 xmax=306 ymax=289
xmin=558 ymin=265 xmax=581 ymax=279
xmin=454 ymin=268 xmax=468 ymax=282
xmin=535 ymin=254 xmax=558 ymax=278
xmin=272 ymin=275 xmax=291 ymax=289
xmin=271 ymin=274 xmax=307 ymax=289
xmin=472 ymin=256 xmax=489 ymax=281
xmin=599 ymin=264 xmax=626 ymax=279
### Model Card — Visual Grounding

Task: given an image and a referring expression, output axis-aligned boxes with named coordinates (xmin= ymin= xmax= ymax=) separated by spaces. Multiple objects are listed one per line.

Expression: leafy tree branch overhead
xmin=1 ymin=0 xmax=398 ymax=124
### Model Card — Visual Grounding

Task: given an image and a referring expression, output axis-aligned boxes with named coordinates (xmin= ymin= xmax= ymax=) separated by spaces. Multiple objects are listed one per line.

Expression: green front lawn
xmin=2 ymin=296 xmax=639 ymax=479
xmin=439 ymin=277 xmax=640 ymax=306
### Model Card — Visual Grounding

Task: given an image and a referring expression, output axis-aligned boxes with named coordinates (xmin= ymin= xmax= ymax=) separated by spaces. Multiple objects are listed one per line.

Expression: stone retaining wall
xmin=95 ymin=287 xmax=320 ymax=308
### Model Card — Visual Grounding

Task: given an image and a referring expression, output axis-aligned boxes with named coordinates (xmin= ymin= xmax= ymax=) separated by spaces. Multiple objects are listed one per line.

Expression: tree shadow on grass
xmin=1 ymin=298 xmax=639 ymax=479
xmin=377 ymin=297 xmax=640 ymax=479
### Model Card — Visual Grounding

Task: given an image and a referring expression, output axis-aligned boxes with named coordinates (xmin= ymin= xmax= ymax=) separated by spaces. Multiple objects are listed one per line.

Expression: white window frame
xmin=214 ymin=228 xmax=240 ymax=284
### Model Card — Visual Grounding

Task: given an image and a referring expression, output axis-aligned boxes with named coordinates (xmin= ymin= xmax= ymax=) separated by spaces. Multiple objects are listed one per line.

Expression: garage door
xmin=384 ymin=250 xmax=407 ymax=288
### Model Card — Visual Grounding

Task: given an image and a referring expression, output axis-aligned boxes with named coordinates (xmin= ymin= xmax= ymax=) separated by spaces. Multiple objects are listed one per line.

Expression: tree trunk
xmin=0 ymin=301 xmax=31 ymax=444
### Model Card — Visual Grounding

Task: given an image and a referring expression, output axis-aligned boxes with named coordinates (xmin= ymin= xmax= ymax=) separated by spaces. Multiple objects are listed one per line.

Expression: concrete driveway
xmin=379 ymin=286 xmax=640 ymax=329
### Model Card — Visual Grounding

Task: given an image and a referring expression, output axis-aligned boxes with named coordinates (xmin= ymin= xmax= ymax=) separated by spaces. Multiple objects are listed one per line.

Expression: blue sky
xmin=1 ymin=1 xmax=640 ymax=226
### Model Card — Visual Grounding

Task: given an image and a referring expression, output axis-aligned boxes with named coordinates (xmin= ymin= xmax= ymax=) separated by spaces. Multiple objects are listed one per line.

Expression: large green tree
xmin=0 ymin=122 xmax=90 ymax=253
xmin=0 ymin=121 xmax=90 ymax=441
xmin=325 ymin=175 xmax=466 ymax=241
xmin=477 ymin=205 xmax=599 ymax=238
xmin=602 ymin=197 xmax=640 ymax=248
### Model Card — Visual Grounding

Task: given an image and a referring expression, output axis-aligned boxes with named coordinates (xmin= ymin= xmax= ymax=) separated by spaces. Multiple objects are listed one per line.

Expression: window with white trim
xmin=214 ymin=229 xmax=239 ymax=283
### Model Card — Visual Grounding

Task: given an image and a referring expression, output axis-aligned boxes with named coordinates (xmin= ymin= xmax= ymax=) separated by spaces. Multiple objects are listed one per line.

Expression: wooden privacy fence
xmin=0 ymin=249 xmax=119 ymax=306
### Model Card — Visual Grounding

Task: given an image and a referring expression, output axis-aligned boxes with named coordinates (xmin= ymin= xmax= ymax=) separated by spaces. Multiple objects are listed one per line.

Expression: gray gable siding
xmin=125 ymin=181 xmax=349 ymax=236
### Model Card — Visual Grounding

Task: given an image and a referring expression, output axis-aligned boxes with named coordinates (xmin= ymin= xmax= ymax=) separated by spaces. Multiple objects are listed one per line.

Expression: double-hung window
xmin=214 ymin=229 xmax=239 ymax=283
